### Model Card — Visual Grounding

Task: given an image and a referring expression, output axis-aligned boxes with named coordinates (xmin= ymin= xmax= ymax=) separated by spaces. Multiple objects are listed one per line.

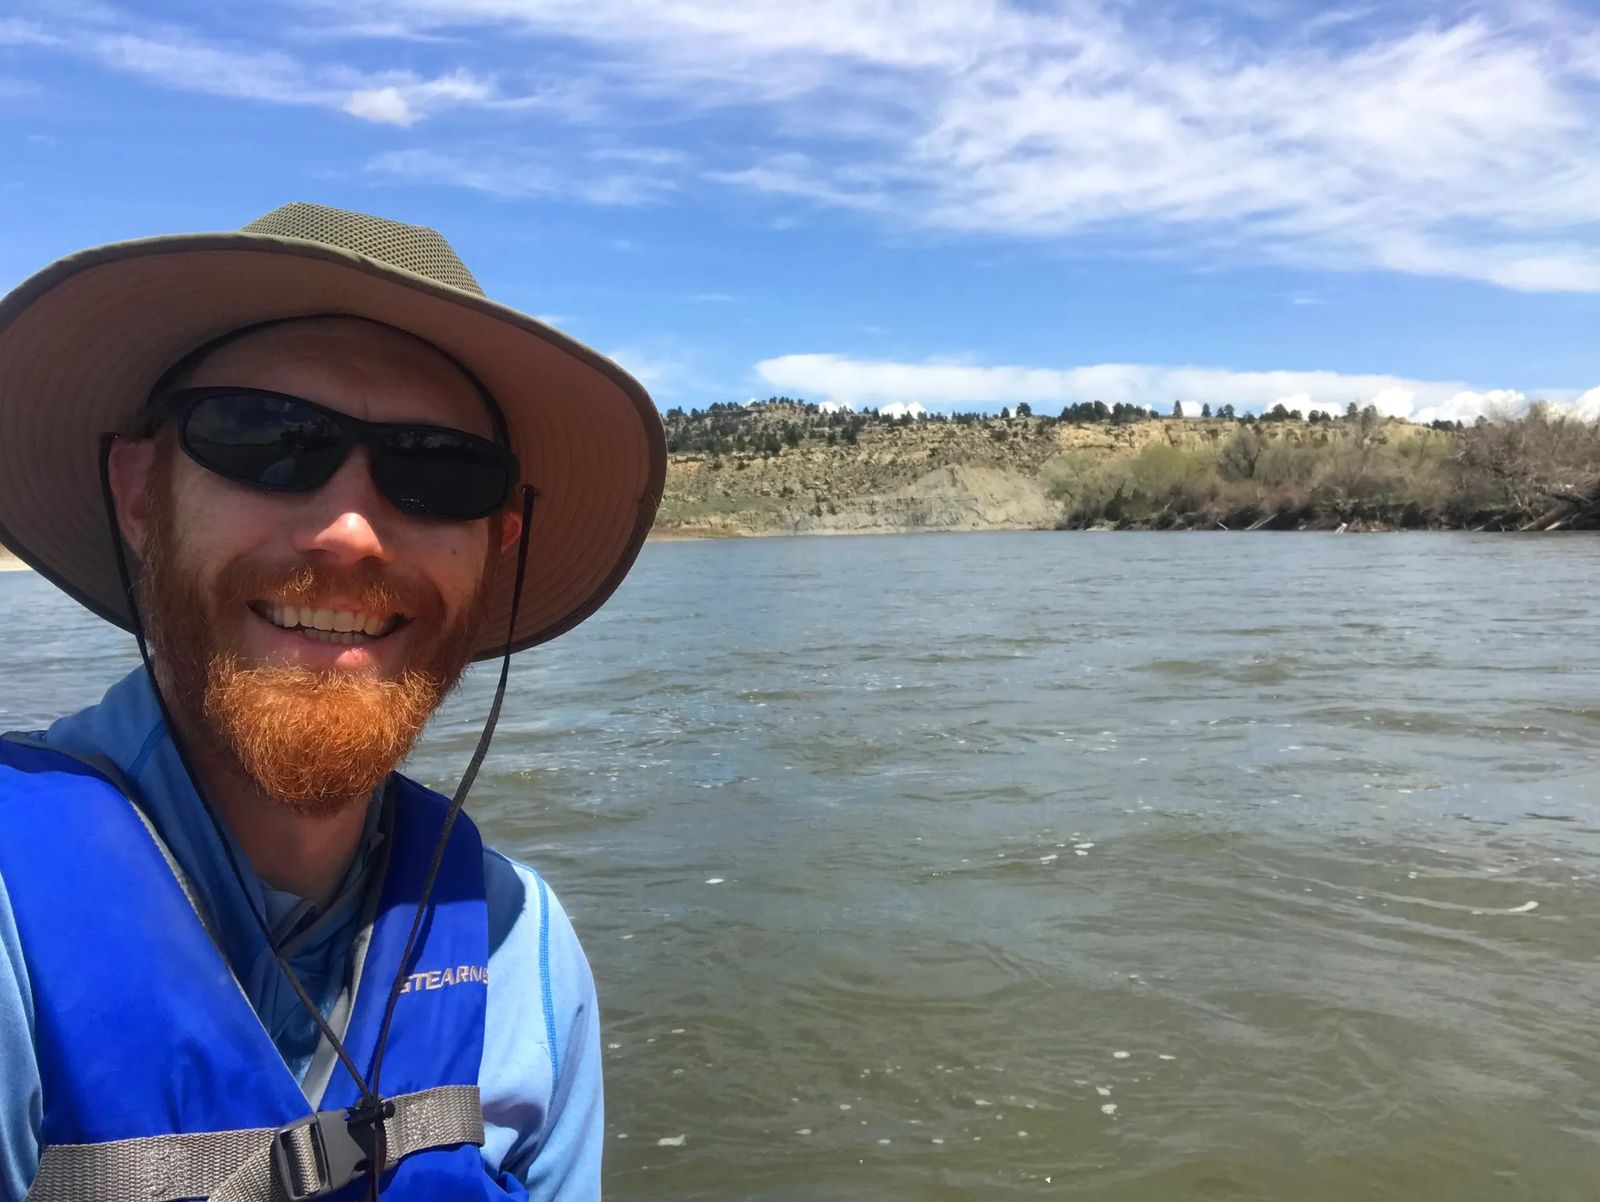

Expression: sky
xmin=2 ymin=0 xmax=1599 ymax=421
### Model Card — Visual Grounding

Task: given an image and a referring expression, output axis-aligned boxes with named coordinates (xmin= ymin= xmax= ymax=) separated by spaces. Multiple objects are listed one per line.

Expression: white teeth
xmin=260 ymin=602 xmax=398 ymax=638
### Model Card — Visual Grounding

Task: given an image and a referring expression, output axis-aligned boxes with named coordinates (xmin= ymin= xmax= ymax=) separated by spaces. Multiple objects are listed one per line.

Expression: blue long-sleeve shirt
xmin=0 ymin=667 xmax=602 ymax=1198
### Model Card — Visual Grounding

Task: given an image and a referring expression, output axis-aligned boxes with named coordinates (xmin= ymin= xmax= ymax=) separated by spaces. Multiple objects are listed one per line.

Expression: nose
xmin=287 ymin=447 xmax=395 ymax=568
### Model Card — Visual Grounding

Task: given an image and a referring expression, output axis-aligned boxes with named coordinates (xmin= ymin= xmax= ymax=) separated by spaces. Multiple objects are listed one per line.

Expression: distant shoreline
xmin=645 ymin=520 xmax=1582 ymax=540
xmin=658 ymin=406 xmax=1600 ymax=536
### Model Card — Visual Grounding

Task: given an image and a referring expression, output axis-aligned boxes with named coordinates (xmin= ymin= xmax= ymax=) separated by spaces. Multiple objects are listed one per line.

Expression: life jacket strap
xmin=24 ymin=1084 xmax=485 ymax=1202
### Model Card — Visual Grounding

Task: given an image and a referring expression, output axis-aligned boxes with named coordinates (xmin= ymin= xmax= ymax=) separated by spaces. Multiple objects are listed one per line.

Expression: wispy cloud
xmin=280 ymin=0 xmax=1600 ymax=293
xmin=342 ymin=70 xmax=491 ymax=127
xmin=11 ymin=1 xmax=1600 ymax=292
xmin=9 ymin=11 xmax=501 ymax=126
xmin=367 ymin=147 xmax=679 ymax=204
xmin=0 ymin=17 xmax=60 ymax=46
xmin=605 ymin=337 xmax=735 ymax=404
xmin=754 ymin=352 xmax=1600 ymax=424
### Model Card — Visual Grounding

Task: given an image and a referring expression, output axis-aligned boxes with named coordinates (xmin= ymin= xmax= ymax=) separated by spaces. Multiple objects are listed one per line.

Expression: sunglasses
xmin=147 ymin=387 xmax=520 ymax=521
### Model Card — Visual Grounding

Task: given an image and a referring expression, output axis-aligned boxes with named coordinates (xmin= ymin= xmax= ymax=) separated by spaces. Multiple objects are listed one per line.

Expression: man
xmin=0 ymin=203 xmax=665 ymax=1199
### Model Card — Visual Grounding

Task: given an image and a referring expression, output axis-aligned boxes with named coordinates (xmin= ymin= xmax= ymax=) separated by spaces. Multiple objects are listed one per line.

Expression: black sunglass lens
xmin=375 ymin=429 xmax=511 ymax=518
xmin=184 ymin=393 xmax=345 ymax=491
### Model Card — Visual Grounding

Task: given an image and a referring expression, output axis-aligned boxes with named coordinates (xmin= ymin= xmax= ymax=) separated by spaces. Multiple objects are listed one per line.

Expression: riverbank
xmin=655 ymin=403 xmax=1600 ymax=538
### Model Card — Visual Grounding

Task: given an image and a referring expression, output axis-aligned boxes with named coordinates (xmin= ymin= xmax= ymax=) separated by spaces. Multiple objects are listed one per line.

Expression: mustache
xmin=211 ymin=560 xmax=444 ymax=622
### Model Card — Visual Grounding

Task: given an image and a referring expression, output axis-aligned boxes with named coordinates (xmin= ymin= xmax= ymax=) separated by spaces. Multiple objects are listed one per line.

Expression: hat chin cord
xmin=97 ymin=435 xmax=536 ymax=1199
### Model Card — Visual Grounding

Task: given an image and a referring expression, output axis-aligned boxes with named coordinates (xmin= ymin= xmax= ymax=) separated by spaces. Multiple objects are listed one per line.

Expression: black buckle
xmin=270 ymin=1099 xmax=395 ymax=1200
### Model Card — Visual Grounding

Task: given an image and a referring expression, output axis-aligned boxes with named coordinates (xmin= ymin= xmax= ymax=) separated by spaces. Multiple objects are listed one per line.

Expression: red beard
xmin=139 ymin=483 xmax=489 ymax=817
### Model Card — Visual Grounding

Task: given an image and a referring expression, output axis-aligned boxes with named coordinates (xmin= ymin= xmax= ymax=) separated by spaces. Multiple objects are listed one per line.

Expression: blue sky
xmin=2 ymin=0 xmax=1598 ymax=421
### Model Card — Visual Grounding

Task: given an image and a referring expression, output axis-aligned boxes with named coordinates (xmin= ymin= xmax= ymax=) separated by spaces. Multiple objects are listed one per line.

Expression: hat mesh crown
xmin=241 ymin=202 xmax=484 ymax=297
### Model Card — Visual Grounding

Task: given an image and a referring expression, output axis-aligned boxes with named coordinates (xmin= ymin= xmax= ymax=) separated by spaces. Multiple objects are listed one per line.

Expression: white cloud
xmin=21 ymin=18 xmax=499 ymax=125
xmin=344 ymin=70 xmax=496 ymax=124
xmin=288 ymin=0 xmax=1600 ymax=292
xmin=818 ymin=400 xmax=853 ymax=413
xmin=604 ymin=345 xmax=683 ymax=393
xmin=1412 ymin=389 xmax=1526 ymax=425
xmin=602 ymin=340 xmax=724 ymax=403
xmin=880 ymin=401 xmax=927 ymax=418
xmin=1369 ymin=387 xmax=1417 ymax=419
xmin=16 ymin=1 xmax=1600 ymax=291
xmin=344 ymin=87 xmax=416 ymax=125
xmin=367 ymin=147 xmax=677 ymax=205
xmin=754 ymin=352 xmax=1599 ymax=423
xmin=1571 ymin=387 xmax=1600 ymax=421
xmin=0 ymin=18 xmax=60 ymax=46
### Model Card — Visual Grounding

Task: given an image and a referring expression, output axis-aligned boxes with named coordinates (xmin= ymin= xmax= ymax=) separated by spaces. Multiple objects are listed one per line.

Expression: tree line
xmin=662 ymin=395 xmax=1474 ymax=458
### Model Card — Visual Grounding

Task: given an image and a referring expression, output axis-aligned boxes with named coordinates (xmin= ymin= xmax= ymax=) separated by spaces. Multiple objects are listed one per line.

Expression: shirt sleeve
xmin=0 ymin=871 xmax=41 ymax=1202
xmin=480 ymin=853 xmax=604 ymax=1198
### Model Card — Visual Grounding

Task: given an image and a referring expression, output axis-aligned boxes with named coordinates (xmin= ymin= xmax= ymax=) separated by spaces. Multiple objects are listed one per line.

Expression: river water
xmin=3 ymin=532 xmax=1599 ymax=1200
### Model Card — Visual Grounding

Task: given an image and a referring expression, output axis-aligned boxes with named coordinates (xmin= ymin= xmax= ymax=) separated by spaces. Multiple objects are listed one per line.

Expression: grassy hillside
xmin=655 ymin=401 xmax=1600 ymax=536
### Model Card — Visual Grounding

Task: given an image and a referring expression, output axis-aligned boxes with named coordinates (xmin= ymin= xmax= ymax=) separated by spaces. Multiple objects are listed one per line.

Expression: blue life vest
xmin=0 ymin=736 xmax=525 ymax=1200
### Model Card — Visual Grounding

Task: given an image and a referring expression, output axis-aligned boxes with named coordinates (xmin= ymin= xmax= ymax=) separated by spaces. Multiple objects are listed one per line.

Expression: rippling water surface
xmin=4 ymin=532 xmax=1600 ymax=1201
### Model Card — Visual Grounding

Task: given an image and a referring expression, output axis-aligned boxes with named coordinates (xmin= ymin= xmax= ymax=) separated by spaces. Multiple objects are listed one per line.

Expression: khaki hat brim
xmin=0 ymin=231 xmax=666 ymax=661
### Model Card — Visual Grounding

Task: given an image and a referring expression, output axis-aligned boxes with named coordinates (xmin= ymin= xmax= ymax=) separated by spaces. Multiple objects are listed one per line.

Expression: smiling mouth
xmin=248 ymin=602 xmax=407 ymax=646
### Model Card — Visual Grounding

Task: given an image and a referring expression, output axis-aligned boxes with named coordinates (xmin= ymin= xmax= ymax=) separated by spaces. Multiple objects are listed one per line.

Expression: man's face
xmin=114 ymin=317 xmax=519 ymax=812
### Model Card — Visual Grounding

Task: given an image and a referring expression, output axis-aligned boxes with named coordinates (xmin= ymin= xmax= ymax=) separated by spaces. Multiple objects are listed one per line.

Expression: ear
xmin=497 ymin=503 xmax=524 ymax=554
xmin=107 ymin=438 xmax=160 ymax=558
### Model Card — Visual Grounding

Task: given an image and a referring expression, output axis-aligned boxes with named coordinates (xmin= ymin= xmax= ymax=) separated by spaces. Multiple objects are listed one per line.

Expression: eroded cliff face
xmin=654 ymin=414 xmax=1439 ymax=537
xmin=658 ymin=417 xmax=1061 ymax=536
xmin=660 ymin=461 xmax=1060 ymax=537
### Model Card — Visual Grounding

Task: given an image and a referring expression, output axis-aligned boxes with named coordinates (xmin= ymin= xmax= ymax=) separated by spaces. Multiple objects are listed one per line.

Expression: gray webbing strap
xmin=24 ymin=1084 xmax=484 ymax=1202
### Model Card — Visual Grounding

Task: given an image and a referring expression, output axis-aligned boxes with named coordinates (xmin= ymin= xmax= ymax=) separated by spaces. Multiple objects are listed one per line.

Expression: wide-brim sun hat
xmin=0 ymin=201 xmax=666 ymax=661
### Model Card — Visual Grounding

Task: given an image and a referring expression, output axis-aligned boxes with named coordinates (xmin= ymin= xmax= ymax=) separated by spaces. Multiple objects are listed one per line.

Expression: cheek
xmin=408 ymin=526 xmax=493 ymax=610
xmin=165 ymin=467 xmax=282 ymax=574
